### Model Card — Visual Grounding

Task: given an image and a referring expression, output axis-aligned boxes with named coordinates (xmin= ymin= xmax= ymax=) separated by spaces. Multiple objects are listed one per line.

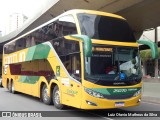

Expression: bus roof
xmin=61 ymin=9 xmax=125 ymax=20
xmin=4 ymin=9 xmax=126 ymax=46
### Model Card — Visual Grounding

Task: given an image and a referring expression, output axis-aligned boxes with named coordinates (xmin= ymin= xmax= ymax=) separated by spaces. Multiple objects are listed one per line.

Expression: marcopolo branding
xmin=113 ymin=82 xmax=126 ymax=85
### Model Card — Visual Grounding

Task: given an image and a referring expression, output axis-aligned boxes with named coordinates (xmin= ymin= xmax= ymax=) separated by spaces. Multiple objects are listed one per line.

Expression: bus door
xmin=60 ymin=51 xmax=82 ymax=108
xmin=60 ymin=77 xmax=82 ymax=108
xmin=53 ymin=37 xmax=82 ymax=108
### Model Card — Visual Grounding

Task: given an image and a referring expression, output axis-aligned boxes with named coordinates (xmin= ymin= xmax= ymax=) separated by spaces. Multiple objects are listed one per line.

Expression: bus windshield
xmin=77 ymin=13 xmax=136 ymax=42
xmin=84 ymin=46 xmax=142 ymax=86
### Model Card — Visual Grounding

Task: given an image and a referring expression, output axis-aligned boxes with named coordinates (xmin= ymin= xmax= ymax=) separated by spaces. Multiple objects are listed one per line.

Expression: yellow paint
xmin=92 ymin=39 xmax=139 ymax=47
xmin=81 ymin=92 xmax=141 ymax=109
xmin=68 ymin=9 xmax=125 ymax=20
xmin=2 ymin=9 xmax=142 ymax=110
xmin=81 ymin=81 xmax=142 ymax=109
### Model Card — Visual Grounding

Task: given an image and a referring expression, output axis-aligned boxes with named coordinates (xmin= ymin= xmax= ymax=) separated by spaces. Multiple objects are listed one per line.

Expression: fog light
xmin=86 ymin=100 xmax=97 ymax=106
xmin=137 ymin=98 xmax=141 ymax=103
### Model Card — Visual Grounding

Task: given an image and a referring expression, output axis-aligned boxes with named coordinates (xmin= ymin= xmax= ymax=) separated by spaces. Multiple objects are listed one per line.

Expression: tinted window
xmin=4 ymin=15 xmax=77 ymax=54
xmin=50 ymin=37 xmax=81 ymax=81
xmin=77 ymin=13 xmax=136 ymax=42
xmin=10 ymin=59 xmax=55 ymax=80
xmin=84 ymin=45 xmax=142 ymax=86
xmin=58 ymin=15 xmax=77 ymax=36
xmin=4 ymin=42 xmax=16 ymax=54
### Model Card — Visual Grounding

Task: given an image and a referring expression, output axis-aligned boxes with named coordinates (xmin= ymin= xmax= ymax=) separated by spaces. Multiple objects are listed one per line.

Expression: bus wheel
xmin=41 ymin=84 xmax=52 ymax=105
xmin=7 ymin=80 xmax=9 ymax=90
xmin=9 ymin=81 xmax=12 ymax=93
xmin=0 ymin=78 xmax=2 ymax=87
xmin=11 ymin=81 xmax=16 ymax=94
xmin=52 ymin=85 xmax=64 ymax=109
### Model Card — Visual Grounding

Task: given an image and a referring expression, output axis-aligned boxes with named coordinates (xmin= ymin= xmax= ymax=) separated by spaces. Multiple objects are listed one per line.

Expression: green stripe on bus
xmin=18 ymin=76 xmax=40 ymax=84
xmin=26 ymin=44 xmax=51 ymax=61
xmin=26 ymin=46 xmax=36 ymax=61
xmin=92 ymin=87 xmax=141 ymax=95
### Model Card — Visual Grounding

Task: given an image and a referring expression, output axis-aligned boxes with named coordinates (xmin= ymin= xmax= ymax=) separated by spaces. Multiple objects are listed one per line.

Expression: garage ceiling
xmin=1 ymin=0 xmax=160 ymax=43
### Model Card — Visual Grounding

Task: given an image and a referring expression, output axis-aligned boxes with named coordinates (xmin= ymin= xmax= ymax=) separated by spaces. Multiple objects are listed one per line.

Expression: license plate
xmin=115 ymin=102 xmax=124 ymax=107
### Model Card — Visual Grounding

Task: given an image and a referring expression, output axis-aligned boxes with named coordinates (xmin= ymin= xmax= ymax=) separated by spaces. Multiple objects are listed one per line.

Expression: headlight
xmin=133 ymin=89 xmax=141 ymax=97
xmin=84 ymin=87 xmax=104 ymax=98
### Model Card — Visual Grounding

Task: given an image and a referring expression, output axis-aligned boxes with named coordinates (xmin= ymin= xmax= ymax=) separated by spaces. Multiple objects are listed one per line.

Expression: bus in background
xmin=2 ymin=9 xmax=158 ymax=109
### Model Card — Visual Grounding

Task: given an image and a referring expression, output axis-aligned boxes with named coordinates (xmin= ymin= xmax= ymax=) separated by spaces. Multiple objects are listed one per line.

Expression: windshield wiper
xmin=86 ymin=74 xmax=119 ymax=84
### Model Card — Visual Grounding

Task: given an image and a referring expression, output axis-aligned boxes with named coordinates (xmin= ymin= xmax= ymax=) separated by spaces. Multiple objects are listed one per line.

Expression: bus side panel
xmin=47 ymin=44 xmax=82 ymax=108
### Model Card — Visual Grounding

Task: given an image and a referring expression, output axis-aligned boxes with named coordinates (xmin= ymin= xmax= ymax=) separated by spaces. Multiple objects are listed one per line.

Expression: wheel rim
xmin=9 ymin=82 xmax=11 ymax=90
xmin=43 ymin=88 xmax=48 ymax=101
xmin=54 ymin=90 xmax=60 ymax=105
xmin=7 ymin=82 xmax=9 ymax=89
xmin=12 ymin=82 xmax=14 ymax=92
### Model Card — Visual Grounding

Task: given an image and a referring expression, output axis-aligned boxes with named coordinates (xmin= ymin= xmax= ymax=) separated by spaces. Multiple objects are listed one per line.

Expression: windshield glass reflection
xmin=84 ymin=46 xmax=142 ymax=83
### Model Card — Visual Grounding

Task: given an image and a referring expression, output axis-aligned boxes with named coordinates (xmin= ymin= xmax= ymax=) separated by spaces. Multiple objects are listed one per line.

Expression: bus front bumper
xmin=81 ymin=93 xmax=141 ymax=110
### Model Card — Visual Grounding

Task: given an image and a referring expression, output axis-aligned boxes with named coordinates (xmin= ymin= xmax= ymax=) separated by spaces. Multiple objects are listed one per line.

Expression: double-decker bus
xmin=2 ymin=9 xmax=158 ymax=109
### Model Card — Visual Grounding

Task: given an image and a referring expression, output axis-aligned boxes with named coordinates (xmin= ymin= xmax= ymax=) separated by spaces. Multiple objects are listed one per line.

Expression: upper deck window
xmin=4 ymin=15 xmax=77 ymax=54
xmin=77 ymin=13 xmax=136 ymax=42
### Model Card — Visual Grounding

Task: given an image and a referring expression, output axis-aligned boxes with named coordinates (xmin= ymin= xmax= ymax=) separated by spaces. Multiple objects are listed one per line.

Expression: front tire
xmin=41 ymin=84 xmax=52 ymax=105
xmin=52 ymin=85 xmax=64 ymax=109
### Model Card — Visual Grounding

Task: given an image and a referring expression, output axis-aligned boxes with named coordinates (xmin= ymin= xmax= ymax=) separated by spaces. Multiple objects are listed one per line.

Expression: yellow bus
xmin=2 ymin=9 xmax=158 ymax=109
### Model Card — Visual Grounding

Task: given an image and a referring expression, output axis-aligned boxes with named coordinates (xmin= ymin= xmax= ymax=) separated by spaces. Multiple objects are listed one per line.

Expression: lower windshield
xmin=84 ymin=45 xmax=142 ymax=86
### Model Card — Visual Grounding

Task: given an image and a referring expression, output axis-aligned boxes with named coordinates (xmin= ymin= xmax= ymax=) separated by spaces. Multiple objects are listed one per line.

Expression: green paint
xmin=92 ymin=87 xmax=141 ymax=95
xmin=93 ymin=88 xmax=110 ymax=95
xmin=138 ymin=39 xmax=158 ymax=59
xmin=56 ymin=66 xmax=60 ymax=76
xmin=25 ymin=46 xmax=36 ymax=61
xmin=18 ymin=43 xmax=51 ymax=84
xmin=18 ymin=76 xmax=40 ymax=84
xmin=26 ymin=44 xmax=51 ymax=61
xmin=70 ymin=35 xmax=92 ymax=57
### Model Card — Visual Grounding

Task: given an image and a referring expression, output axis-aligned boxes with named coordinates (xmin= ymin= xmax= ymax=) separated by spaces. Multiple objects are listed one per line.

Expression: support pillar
xmin=154 ymin=27 xmax=158 ymax=78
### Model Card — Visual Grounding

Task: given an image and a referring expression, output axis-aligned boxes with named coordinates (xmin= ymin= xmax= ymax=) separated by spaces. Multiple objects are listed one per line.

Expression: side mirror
xmin=137 ymin=39 xmax=158 ymax=59
xmin=70 ymin=35 xmax=92 ymax=57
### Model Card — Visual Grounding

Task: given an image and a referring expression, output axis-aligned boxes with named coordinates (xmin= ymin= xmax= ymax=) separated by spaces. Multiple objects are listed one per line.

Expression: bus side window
xmin=26 ymin=36 xmax=31 ymax=47
xmin=38 ymin=22 xmax=60 ymax=42
xmin=52 ymin=22 xmax=60 ymax=38
xmin=52 ymin=37 xmax=81 ymax=81
xmin=15 ymin=38 xmax=26 ymax=51
xmin=4 ymin=46 xmax=7 ymax=54
xmin=58 ymin=15 xmax=77 ymax=37
xmin=30 ymin=37 xmax=35 ymax=46
xmin=6 ymin=42 xmax=16 ymax=53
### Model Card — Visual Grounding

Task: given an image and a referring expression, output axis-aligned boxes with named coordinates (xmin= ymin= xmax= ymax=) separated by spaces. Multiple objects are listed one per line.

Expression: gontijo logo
xmin=4 ymin=52 xmax=25 ymax=64
xmin=3 ymin=52 xmax=26 ymax=75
